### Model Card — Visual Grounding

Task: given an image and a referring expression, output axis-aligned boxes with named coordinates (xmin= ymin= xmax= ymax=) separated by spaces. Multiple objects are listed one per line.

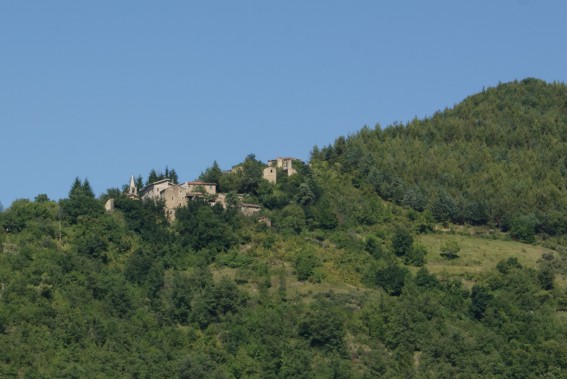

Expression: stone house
xmin=139 ymin=179 xmax=174 ymax=200
xmin=161 ymin=184 xmax=189 ymax=219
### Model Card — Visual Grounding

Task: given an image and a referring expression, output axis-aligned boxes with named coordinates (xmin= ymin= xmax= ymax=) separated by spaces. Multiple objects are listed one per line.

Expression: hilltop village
xmin=107 ymin=157 xmax=301 ymax=220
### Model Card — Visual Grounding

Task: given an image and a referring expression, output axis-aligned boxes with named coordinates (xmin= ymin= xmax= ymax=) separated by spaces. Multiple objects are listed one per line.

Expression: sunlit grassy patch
xmin=418 ymin=233 xmax=553 ymax=279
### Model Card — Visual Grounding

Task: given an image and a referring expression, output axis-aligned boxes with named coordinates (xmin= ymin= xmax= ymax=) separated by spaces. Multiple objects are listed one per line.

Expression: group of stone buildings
xmin=128 ymin=177 xmax=220 ymax=220
xmin=111 ymin=157 xmax=301 ymax=221
xmin=262 ymin=157 xmax=300 ymax=184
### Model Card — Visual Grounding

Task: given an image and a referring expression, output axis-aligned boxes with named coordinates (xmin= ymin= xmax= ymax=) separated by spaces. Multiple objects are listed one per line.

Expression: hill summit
xmin=313 ymin=78 xmax=567 ymax=241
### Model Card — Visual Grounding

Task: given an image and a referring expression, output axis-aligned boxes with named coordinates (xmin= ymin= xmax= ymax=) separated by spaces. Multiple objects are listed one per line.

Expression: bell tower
xmin=127 ymin=175 xmax=139 ymax=199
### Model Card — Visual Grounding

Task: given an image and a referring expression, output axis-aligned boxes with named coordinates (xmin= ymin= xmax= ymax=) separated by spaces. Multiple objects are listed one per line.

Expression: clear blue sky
xmin=1 ymin=1 xmax=566 ymax=207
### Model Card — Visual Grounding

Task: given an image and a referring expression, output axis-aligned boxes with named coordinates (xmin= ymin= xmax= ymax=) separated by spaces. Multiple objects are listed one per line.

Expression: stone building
xmin=262 ymin=157 xmax=302 ymax=183
xmin=161 ymin=184 xmax=189 ymax=219
xmin=263 ymin=166 xmax=277 ymax=184
xmin=127 ymin=175 xmax=263 ymax=221
xmin=138 ymin=179 xmax=219 ymax=220
xmin=139 ymin=179 xmax=174 ymax=200
xmin=181 ymin=181 xmax=217 ymax=196
xmin=126 ymin=175 xmax=139 ymax=199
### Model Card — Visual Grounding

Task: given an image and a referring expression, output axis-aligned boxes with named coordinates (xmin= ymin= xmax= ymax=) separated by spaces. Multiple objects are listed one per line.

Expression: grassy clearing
xmin=283 ymin=277 xmax=366 ymax=302
xmin=555 ymin=275 xmax=567 ymax=289
xmin=213 ymin=230 xmax=567 ymax=298
xmin=418 ymin=233 xmax=553 ymax=280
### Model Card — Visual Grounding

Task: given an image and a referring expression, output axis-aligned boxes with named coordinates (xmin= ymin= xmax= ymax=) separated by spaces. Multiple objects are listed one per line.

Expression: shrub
xmin=391 ymin=228 xmax=413 ymax=257
xmin=440 ymin=240 xmax=460 ymax=259
xmin=404 ymin=244 xmax=427 ymax=266
xmin=295 ymin=249 xmax=320 ymax=281
xmin=509 ymin=214 xmax=538 ymax=243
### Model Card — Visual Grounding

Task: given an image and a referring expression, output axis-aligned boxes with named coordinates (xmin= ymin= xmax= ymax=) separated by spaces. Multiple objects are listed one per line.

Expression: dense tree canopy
xmin=313 ymin=79 xmax=567 ymax=238
xmin=146 ymin=166 xmax=179 ymax=185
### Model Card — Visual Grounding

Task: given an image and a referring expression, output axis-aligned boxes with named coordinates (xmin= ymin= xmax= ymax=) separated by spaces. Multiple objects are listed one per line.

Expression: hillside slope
xmin=1 ymin=79 xmax=567 ymax=377
xmin=314 ymin=78 xmax=567 ymax=240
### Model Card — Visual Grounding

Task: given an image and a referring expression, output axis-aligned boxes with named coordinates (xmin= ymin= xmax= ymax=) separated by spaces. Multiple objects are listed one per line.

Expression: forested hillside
xmin=1 ymin=79 xmax=567 ymax=378
xmin=313 ymin=78 xmax=567 ymax=242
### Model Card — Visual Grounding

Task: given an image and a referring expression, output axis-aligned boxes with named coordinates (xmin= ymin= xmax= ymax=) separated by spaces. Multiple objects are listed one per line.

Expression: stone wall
xmin=182 ymin=181 xmax=217 ymax=195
